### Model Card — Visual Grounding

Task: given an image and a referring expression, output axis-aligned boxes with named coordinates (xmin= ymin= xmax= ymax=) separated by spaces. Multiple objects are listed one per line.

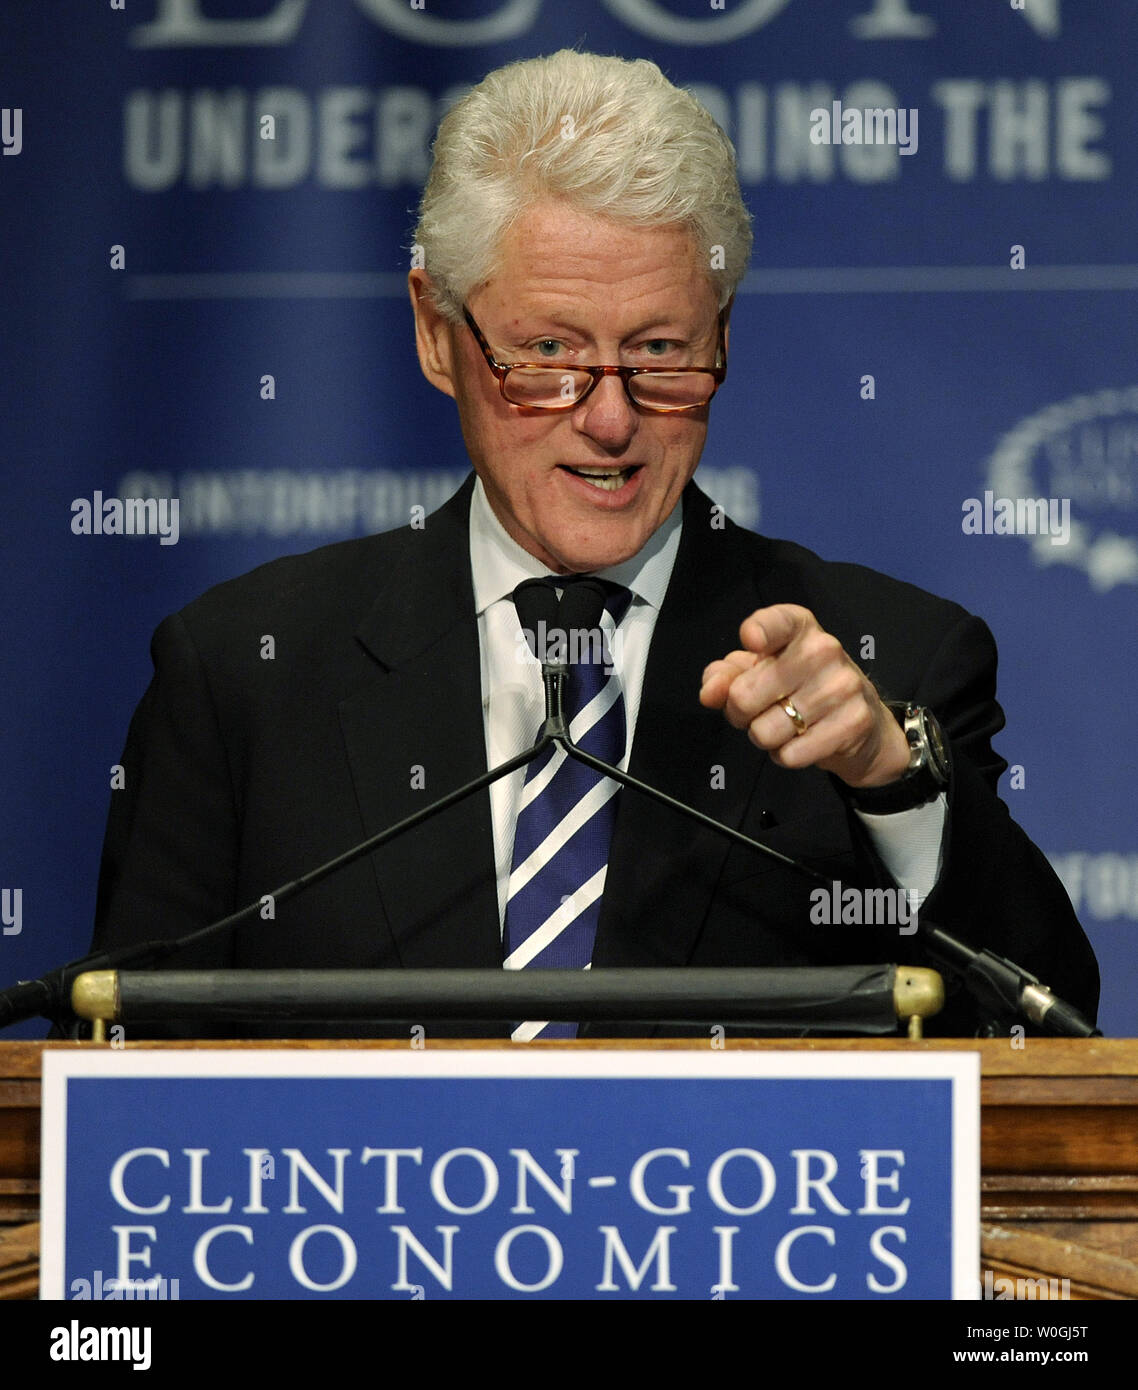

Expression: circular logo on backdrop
xmin=981 ymin=386 xmax=1138 ymax=592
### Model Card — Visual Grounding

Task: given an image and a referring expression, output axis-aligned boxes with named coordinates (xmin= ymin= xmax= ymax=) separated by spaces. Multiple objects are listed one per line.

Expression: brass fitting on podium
xmin=894 ymin=967 xmax=945 ymax=1039
xmin=71 ymin=970 xmax=119 ymax=1044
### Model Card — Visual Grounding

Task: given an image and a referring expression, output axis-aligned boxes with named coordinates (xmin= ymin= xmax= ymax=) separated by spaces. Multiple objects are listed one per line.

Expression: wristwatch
xmin=843 ymin=702 xmax=950 ymax=814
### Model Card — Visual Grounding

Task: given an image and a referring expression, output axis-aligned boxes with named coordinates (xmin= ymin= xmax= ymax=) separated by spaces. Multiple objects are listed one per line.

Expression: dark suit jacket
xmin=91 ymin=476 xmax=1099 ymax=1036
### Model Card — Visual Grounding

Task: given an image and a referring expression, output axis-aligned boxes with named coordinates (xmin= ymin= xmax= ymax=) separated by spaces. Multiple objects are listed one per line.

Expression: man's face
xmin=410 ymin=199 xmax=724 ymax=573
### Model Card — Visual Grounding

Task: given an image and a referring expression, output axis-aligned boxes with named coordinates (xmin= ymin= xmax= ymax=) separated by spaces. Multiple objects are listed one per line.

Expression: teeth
xmin=570 ymin=467 xmax=631 ymax=491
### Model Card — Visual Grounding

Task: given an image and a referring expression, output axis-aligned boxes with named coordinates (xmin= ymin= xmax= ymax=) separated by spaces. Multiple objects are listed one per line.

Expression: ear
xmin=722 ymin=293 xmax=734 ymax=359
xmin=408 ymin=269 xmax=458 ymax=399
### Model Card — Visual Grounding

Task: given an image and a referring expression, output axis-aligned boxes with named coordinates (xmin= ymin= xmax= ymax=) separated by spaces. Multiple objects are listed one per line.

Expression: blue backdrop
xmin=2 ymin=0 xmax=1134 ymax=1036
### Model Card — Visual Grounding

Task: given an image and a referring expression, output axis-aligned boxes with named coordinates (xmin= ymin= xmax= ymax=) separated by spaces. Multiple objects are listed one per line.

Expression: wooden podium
xmin=3 ymin=1037 xmax=1137 ymax=1300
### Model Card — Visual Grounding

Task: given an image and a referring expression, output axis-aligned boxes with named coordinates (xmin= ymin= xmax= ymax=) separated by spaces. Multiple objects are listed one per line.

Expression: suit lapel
xmin=338 ymin=476 xmax=502 ymax=969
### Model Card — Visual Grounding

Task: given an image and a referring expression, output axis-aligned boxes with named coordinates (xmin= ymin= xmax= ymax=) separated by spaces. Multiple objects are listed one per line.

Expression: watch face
xmin=920 ymin=709 xmax=950 ymax=782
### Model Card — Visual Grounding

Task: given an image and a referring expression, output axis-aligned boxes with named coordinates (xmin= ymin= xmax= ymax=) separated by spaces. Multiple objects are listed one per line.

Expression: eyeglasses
xmin=462 ymin=305 xmax=728 ymax=413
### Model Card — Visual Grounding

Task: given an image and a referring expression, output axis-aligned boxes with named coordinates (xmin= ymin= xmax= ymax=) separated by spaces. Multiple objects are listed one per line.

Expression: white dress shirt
xmin=467 ymin=477 xmax=945 ymax=934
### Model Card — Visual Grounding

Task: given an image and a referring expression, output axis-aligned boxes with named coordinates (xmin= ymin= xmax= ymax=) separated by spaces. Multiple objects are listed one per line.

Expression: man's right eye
xmin=531 ymin=339 xmax=565 ymax=358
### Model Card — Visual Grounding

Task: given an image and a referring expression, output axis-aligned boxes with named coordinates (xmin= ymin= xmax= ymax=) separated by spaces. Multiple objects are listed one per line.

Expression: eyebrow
xmin=505 ymin=316 xmax=699 ymax=344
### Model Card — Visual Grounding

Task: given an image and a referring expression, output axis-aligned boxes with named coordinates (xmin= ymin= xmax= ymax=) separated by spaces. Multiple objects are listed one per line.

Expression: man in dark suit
xmin=91 ymin=51 xmax=1098 ymax=1036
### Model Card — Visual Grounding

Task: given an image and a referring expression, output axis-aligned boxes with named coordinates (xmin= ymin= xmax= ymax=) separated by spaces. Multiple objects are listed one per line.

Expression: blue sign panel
xmin=41 ymin=1050 xmax=979 ymax=1300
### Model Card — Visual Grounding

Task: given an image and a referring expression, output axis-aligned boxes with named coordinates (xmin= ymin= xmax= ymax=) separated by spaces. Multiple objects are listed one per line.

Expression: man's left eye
xmin=643 ymin=340 xmax=677 ymax=356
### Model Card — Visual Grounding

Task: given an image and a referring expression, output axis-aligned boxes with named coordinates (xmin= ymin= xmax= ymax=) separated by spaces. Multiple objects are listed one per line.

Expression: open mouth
xmin=559 ymin=465 xmax=641 ymax=492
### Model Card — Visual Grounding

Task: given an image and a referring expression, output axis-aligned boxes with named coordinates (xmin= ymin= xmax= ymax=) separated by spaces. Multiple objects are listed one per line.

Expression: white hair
xmin=412 ymin=49 xmax=753 ymax=322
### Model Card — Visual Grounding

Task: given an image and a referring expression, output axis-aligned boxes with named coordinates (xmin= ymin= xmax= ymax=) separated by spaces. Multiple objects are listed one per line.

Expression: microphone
xmin=512 ymin=577 xmax=561 ymax=659
xmin=514 ymin=577 xmax=569 ymax=738
xmin=516 ymin=574 xmax=612 ymax=737
xmin=556 ymin=576 xmax=608 ymax=634
xmin=920 ymin=926 xmax=1099 ymax=1038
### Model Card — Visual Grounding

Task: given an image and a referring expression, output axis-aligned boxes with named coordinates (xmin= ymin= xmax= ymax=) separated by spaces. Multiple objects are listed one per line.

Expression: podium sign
xmin=41 ymin=1050 xmax=979 ymax=1300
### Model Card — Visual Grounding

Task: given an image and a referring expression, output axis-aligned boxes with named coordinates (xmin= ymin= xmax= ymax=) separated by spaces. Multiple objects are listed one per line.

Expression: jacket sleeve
xmin=93 ymin=610 xmax=240 ymax=969
xmin=857 ymin=610 xmax=1100 ymax=1026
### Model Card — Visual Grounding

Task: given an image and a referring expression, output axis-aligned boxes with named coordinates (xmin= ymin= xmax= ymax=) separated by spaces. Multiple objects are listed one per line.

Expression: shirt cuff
xmin=854 ymin=794 xmax=947 ymax=903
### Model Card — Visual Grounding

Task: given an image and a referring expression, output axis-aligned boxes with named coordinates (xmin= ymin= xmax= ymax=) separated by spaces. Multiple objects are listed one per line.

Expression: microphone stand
xmin=0 ymin=587 xmax=1100 ymax=1038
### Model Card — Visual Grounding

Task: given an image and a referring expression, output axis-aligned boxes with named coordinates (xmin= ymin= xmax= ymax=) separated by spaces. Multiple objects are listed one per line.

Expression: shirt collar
xmin=469 ymin=474 xmax=682 ymax=617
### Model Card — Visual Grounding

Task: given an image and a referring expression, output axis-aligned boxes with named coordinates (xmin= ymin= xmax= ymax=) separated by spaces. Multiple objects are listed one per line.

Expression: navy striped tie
xmin=504 ymin=579 xmax=632 ymax=1040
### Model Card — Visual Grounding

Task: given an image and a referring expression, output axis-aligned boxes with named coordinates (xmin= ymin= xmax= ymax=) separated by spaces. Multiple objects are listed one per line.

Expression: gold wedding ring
xmin=779 ymin=695 xmax=808 ymax=735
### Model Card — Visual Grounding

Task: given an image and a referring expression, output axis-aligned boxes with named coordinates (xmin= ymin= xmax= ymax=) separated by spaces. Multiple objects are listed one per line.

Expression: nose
xmin=573 ymin=372 xmax=638 ymax=448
